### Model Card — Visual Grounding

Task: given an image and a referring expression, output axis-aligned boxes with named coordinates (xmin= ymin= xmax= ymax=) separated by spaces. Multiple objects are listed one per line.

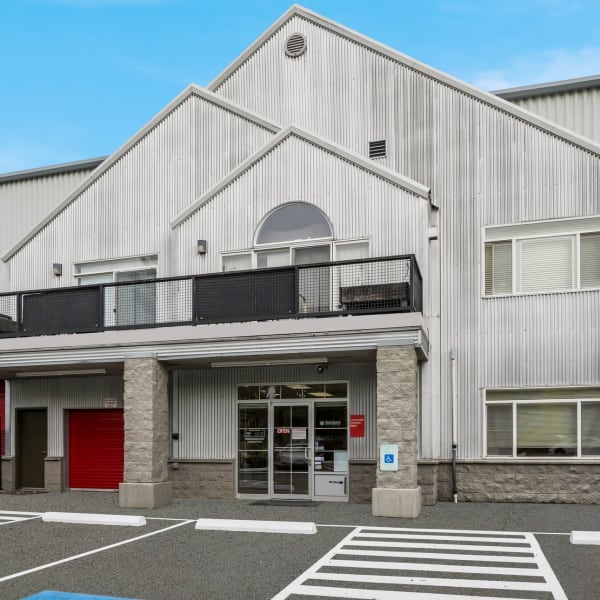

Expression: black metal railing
xmin=0 ymin=255 xmax=422 ymax=338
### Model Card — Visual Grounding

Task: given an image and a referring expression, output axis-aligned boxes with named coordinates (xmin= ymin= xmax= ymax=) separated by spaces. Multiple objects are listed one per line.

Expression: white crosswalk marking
xmin=273 ymin=526 xmax=567 ymax=600
xmin=0 ymin=510 xmax=41 ymax=525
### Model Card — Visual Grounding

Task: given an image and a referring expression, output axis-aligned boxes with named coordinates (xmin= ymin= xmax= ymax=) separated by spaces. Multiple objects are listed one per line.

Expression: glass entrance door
xmin=272 ymin=403 xmax=311 ymax=498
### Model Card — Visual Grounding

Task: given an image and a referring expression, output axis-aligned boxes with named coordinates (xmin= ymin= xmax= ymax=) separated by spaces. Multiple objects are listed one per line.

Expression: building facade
xmin=0 ymin=6 xmax=598 ymax=515
xmin=495 ymin=74 xmax=600 ymax=145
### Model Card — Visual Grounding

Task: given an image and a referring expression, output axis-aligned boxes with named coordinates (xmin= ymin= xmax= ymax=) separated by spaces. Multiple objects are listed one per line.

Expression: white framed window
xmin=485 ymin=388 xmax=600 ymax=458
xmin=484 ymin=217 xmax=600 ymax=296
xmin=222 ymin=253 xmax=252 ymax=272
xmin=74 ymin=255 xmax=158 ymax=327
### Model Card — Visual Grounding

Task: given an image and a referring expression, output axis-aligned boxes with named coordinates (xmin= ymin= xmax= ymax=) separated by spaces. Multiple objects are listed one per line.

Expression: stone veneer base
xmin=372 ymin=486 xmax=422 ymax=518
xmin=119 ymin=481 xmax=173 ymax=509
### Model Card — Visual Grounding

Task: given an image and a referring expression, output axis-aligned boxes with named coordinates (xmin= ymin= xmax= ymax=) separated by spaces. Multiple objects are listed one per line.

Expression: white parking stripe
xmin=0 ymin=519 xmax=194 ymax=584
xmin=332 ymin=548 xmax=539 ymax=563
xmin=344 ymin=540 xmax=535 ymax=552
xmin=282 ymin=586 xmax=543 ymax=600
xmin=354 ymin=532 xmax=531 ymax=543
xmin=326 ymin=559 xmax=543 ymax=577
xmin=272 ymin=526 xmax=567 ymax=600
xmin=0 ymin=510 xmax=42 ymax=516
xmin=0 ymin=511 xmax=42 ymax=526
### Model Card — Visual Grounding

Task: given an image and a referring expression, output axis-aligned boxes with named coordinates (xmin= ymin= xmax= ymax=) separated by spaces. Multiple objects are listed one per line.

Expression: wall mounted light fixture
xmin=197 ymin=240 xmax=207 ymax=254
xmin=53 ymin=263 xmax=63 ymax=276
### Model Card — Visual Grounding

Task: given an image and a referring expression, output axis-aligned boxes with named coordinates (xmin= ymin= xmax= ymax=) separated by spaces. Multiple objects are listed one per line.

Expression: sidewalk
xmin=1 ymin=491 xmax=598 ymax=532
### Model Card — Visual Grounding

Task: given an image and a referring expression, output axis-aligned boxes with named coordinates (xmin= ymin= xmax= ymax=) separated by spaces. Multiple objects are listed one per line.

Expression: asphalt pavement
xmin=0 ymin=492 xmax=598 ymax=599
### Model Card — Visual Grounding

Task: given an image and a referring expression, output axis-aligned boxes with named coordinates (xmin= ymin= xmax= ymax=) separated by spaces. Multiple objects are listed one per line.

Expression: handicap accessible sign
xmin=379 ymin=443 xmax=399 ymax=471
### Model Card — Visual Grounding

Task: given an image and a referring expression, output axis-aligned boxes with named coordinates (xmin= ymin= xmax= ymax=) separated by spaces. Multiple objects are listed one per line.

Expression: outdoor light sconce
xmin=197 ymin=240 xmax=207 ymax=255
xmin=52 ymin=263 xmax=63 ymax=276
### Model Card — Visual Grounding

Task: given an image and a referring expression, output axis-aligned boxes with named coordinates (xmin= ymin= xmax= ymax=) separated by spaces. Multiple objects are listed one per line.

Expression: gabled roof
xmin=494 ymin=74 xmax=600 ymax=100
xmin=2 ymin=86 xmax=281 ymax=262
xmin=0 ymin=157 xmax=107 ymax=184
xmin=171 ymin=125 xmax=430 ymax=228
xmin=208 ymin=4 xmax=600 ymax=158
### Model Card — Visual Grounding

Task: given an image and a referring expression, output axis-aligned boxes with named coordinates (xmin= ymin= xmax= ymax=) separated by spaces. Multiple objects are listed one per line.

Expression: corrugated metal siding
xmin=9 ymin=376 xmax=123 ymax=456
xmin=0 ymin=170 xmax=94 ymax=261
xmin=174 ymin=134 xmax=429 ymax=277
xmin=172 ymin=363 xmax=376 ymax=460
xmin=0 ymin=380 xmax=4 ymax=456
xmin=8 ymin=95 xmax=275 ymax=290
xmin=213 ymin=16 xmax=600 ymax=460
xmin=509 ymin=88 xmax=600 ymax=146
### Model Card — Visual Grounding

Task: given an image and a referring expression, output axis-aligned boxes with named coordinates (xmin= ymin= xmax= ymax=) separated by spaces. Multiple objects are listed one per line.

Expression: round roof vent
xmin=285 ymin=33 xmax=306 ymax=58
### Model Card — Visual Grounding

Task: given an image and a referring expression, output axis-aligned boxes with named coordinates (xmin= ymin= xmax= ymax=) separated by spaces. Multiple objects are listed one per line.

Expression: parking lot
xmin=0 ymin=493 xmax=598 ymax=599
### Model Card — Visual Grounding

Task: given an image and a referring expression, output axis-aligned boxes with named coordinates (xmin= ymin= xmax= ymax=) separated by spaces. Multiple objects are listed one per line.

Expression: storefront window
xmin=486 ymin=389 xmax=600 ymax=458
xmin=238 ymin=403 xmax=268 ymax=494
xmin=314 ymin=402 xmax=348 ymax=472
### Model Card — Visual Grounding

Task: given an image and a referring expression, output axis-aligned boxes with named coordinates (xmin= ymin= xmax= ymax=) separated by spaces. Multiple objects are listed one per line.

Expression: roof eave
xmin=209 ymin=4 xmax=600 ymax=158
xmin=0 ymin=157 xmax=107 ymax=184
xmin=170 ymin=124 xmax=431 ymax=229
xmin=494 ymin=74 xmax=600 ymax=100
xmin=2 ymin=86 xmax=282 ymax=263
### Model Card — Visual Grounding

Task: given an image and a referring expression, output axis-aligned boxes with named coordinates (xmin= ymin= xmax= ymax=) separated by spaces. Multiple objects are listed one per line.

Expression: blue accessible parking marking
xmin=23 ymin=592 xmax=141 ymax=600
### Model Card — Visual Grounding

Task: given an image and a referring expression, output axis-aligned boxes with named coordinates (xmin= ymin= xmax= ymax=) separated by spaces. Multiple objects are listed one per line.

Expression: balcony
xmin=0 ymin=255 xmax=422 ymax=339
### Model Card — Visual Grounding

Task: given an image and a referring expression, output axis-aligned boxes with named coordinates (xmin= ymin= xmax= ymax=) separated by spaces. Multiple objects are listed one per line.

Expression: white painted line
xmin=0 ymin=519 xmax=194 ymax=584
xmin=328 ymin=558 xmax=542 ymax=577
xmin=274 ymin=526 xmax=568 ymax=600
xmin=526 ymin=533 xmax=568 ymax=600
xmin=145 ymin=517 xmax=192 ymax=521
xmin=0 ymin=510 xmax=42 ymax=516
xmin=333 ymin=548 xmax=539 ymax=563
xmin=346 ymin=525 xmax=528 ymax=536
xmin=570 ymin=530 xmax=600 ymax=545
xmin=271 ymin=526 xmax=360 ymax=600
xmin=344 ymin=540 xmax=534 ymax=552
xmin=280 ymin=586 xmax=542 ymax=600
xmin=354 ymin=532 xmax=530 ymax=544
xmin=42 ymin=512 xmax=146 ymax=527
xmin=0 ymin=516 xmax=42 ymax=526
xmin=308 ymin=572 xmax=552 ymax=592
xmin=195 ymin=518 xmax=316 ymax=534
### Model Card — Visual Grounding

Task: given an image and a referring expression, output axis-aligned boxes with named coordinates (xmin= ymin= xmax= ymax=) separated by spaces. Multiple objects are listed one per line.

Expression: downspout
xmin=450 ymin=350 xmax=458 ymax=503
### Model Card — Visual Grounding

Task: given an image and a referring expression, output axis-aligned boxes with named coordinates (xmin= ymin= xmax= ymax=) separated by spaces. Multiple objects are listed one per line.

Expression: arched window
xmin=256 ymin=203 xmax=332 ymax=245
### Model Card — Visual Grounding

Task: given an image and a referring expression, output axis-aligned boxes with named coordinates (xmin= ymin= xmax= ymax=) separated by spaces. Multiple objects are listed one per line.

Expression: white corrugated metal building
xmin=0 ymin=5 xmax=598 ymax=515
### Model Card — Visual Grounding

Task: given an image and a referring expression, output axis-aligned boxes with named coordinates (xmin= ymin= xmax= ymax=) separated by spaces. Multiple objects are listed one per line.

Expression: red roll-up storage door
xmin=69 ymin=409 xmax=124 ymax=490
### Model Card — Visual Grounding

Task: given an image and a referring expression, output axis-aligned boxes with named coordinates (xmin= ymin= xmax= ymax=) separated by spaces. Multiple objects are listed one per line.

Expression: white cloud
xmin=471 ymin=47 xmax=600 ymax=91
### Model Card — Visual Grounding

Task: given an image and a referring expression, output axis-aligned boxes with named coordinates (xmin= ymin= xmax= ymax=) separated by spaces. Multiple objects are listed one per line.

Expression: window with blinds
xmin=581 ymin=232 xmax=600 ymax=288
xmin=516 ymin=236 xmax=574 ymax=293
xmin=484 ymin=226 xmax=600 ymax=296
xmin=486 ymin=388 xmax=600 ymax=458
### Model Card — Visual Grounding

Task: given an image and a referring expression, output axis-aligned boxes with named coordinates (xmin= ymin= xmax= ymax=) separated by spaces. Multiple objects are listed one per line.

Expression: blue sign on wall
xmin=379 ymin=443 xmax=399 ymax=471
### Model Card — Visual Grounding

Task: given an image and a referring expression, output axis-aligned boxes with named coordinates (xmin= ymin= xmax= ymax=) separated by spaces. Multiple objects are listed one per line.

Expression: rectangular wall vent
xmin=369 ymin=139 xmax=386 ymax=159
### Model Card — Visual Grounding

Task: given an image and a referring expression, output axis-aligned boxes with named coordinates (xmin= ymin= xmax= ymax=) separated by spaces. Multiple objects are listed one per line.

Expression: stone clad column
xmin=119 ymin=357 xmax=173 ymax=508
xmin=372 ymin=345 xmax=422 ymax=518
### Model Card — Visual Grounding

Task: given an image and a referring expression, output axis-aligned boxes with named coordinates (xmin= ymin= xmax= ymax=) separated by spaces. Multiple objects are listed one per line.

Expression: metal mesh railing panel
xmin=193 ymin=268 xmax=296 ymax=323
xmin=103 ymin=279 xmax=193 ymax=328
xmin=299 ymin=257 xmax=415 ymax=314
xmin=21 ymin=287 xmax=103 ymax=336
xmin=0 ymin=256 xmax=421 ymax=336
xmin=0 ymin=295 xmax=18 ymax=337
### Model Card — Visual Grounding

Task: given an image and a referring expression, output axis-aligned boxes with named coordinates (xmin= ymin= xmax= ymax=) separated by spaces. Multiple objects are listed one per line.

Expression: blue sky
xmin=1 ymin=0 xmax=599 ymax=173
